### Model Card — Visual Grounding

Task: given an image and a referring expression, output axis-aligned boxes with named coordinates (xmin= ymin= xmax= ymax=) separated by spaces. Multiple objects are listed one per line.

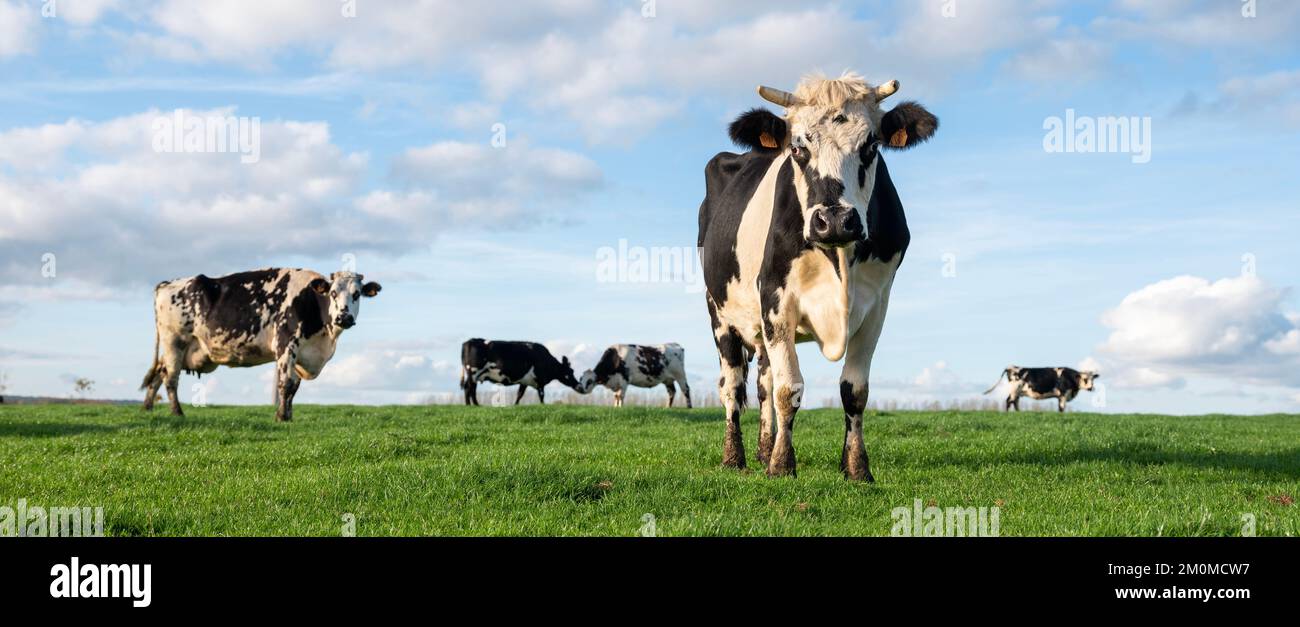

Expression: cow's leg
xmin=755 ymin=346 xmax=775 ymax=466
xmin=715 ymin=327 xmax=749 ymax=469
xmin=613 ymin=388 xmax=624 ymax=407
xmin=515 ymin=384 xmax=528 ymax=405
xmin=468 ymin=379 xmax=480 ymax=406
xmin=1058 ymin=396 xmax=1067 ymax=413
xmin=160 ymin=340 xmax=186 ymax=417
xmin=275 ymin=344 xmax=301 ymax=422
xmin=537 ymin=385 xmax=545 ymax=405
xmin=764 ymin=336 xmax=802 ymax=477
xmin=664 ymin=381 xmax=676 ymax=408
xmin=679 ymin=378 xmax=692 ymax=409
xmin=142 ymin=369 xmax=163 ymax=412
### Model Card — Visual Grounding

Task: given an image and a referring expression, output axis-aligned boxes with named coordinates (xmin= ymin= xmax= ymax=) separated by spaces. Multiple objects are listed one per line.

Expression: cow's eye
xmin=352 ymin=293 xmax=360 ymax=302
xmin=833 ymin=114 xmax=848 ymax=124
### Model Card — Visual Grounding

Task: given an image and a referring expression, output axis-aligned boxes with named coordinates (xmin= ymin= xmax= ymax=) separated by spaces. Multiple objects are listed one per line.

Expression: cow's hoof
xmin=756 ymin=436 xmax=774 ymax=467
xmin=765 ymin=464 xmax=796 ymax=478
xmin=722 ymin=434 xmax=747 ymax=469
xmin=844 ymin=467 xmax=875 ymax=482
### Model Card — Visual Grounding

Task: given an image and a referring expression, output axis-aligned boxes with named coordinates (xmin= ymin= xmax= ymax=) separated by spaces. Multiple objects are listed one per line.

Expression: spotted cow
xmin=698 ymin=72 xmax=938 ymax=480
xmin=984 ymin=366 xmax=1099 ymax=412
xmin=459 ymin=339 xmax=582 ymax=405
xmin=576 ymin=343 xmax=692 ymax=408
xmin=140 ymin=268 xmax=381 ymax=421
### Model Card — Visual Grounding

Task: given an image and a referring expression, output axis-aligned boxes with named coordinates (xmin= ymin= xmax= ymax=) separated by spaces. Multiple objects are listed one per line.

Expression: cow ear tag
xmin=889 ymin=129 xmax=908 ymax=148
xmin=759 ymin=132 xmax=779 ymax=149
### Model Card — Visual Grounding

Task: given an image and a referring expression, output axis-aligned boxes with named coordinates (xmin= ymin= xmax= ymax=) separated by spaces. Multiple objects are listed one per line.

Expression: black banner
xmin=1 ymin=538 xmax=1292 ymax=614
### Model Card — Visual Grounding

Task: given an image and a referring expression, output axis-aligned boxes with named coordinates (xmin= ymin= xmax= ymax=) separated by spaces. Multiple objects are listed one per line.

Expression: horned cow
xmin=698 ymin=72 xmax=938 ymax=480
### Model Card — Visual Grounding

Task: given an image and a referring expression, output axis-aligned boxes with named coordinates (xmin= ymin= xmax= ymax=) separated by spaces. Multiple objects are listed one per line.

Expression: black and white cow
xmin=460 ymin=339 xmax=582 ymax=405
xmin=698 ymin=72 xmax=937 ymax=480
xmin=984 ymin=366 xmax=1099 ymax=412
xmin=140 ymin=268 xmax=382 ymax=421
xmin=576 ymin=343 xmax=692 ymax=408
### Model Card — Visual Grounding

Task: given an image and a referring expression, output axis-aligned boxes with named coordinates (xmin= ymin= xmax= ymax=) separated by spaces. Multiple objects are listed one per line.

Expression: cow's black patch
xmin=758 ymin=158 xmax=809 ymax=341
xmin=634 ymin=345 xmax=665 ymax=379
xmin=699 ymin=149 xmax=781 ymax=307
xmin=179 ymin=269 xmax=292 ymax=340
xmin=592 ymin=347 xmax=629 ymax=385
xmin=1017 ymin=367 xmax=1082 ymax=397
xmin=851 ymin=158 xmax=910 ymax=266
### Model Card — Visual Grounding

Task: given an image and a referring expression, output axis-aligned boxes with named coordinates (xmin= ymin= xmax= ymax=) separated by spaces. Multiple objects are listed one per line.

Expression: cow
xmin=698 ymin=71 xmax=938 ymax=480
xmin=984 ymin=366 xmax=1099 ymax=412
xmin=140 ymin=268 xmax=381 ymax=421
xmin=459 ymin=339 xmax=583 ymax=405
xmin=576 ymin=343 xmax=692 ymax=408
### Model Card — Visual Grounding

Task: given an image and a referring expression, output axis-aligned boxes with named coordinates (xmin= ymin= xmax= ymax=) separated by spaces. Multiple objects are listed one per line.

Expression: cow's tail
xmin=982 ymin=368 xmax=1010 ymax=395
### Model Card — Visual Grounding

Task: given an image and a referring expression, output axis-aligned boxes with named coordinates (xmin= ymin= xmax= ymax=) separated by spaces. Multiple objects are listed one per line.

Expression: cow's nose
xmin=809 ymin=206 xmax=863 ymax=247
xmin=811 ymin=209 xmax=834 ymax=239
xmin=337 ymin=315 xmax=355 ymax=329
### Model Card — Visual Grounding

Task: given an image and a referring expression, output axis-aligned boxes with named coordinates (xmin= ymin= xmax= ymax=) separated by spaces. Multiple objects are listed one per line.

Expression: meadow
xmin=1 ymin=403 xmax=1296 ymax=536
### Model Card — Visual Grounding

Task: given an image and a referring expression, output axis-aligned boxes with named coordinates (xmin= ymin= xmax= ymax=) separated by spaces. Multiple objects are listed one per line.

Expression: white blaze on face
xmin=783 ymin=75 xmax=887 ymax=240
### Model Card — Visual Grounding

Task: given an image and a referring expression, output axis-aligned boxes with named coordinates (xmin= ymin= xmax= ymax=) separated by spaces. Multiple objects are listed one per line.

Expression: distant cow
xmin=460 ymin=339 xmax=582 ymax=405
xmin=576 ymin=343 xmax=692 ymax=408
xmin=698 ymin=72 xmax=937 ymax=480
xmin=984 ymin=366 xmax=1099 ymax=412
xmin=141 ymin=268 xmax=381 ymax=421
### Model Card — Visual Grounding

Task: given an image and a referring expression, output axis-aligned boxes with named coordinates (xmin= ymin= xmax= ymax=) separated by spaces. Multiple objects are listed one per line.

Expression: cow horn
xmin=757 ymin=85 xmax=801 ymax=108
xmin=873 ymin=79 xmax=899 ymax=102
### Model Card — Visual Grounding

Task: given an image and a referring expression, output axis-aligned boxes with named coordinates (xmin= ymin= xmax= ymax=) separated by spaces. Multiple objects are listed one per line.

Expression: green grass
xmin=1 ymin=404 xmax=1297 ymax=536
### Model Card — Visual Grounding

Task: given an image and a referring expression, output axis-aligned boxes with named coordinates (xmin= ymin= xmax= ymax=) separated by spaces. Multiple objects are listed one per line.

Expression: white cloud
xmin=1099 ymin=0 xmax=1300 ymax=48
xmin=9 ymin=1 xmax=1112 ymax=144
xmin=1097 ymin=275 xmax=1300 ymax=388
xmin=0 ymin=110 xmax=602 ymax=288
xmin=0 ymin=0 xmax=37 ymax=59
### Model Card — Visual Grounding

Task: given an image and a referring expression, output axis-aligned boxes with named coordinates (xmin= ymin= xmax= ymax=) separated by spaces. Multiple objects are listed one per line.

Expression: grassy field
xmin=1 ymin=403 xmax=1297 ymax=536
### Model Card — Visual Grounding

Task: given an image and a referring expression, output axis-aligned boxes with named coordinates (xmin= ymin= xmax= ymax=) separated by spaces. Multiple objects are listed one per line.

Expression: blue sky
xmin=0 ymin=0 xmax=1298 ymax=413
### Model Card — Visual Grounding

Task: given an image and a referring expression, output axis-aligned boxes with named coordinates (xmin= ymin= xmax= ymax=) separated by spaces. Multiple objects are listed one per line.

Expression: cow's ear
xmin=729 ymin=108 xmax=787 ymax=152
xmin=361 ymin=282 xmax=382 ymax=298
xmin=309 ymin=278 xmax=329 ymax=295
xmin=879 ymin=102 xmax=938 ymax=150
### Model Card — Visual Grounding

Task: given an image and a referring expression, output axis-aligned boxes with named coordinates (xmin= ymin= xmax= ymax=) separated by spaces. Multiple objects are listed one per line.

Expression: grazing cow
xmin=576 ymin=343 xmax=693 ymax=408
xmin=984 ymin=366 xmax=1099 ymax=412
xmin=140 ymin=269 xmax=381 ymax=421
xmin=460 ymin=339 xmax=582 ymax=405
xmin=698 ymin=72 xmax=938 ymax=480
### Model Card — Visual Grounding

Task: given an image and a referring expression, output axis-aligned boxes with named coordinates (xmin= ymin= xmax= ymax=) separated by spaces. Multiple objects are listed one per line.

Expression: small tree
xmin=73 ymin=377 xmax=94 ymax=399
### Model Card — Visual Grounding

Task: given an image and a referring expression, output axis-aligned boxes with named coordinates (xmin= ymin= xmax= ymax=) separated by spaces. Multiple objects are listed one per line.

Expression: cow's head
xmin=556 ymin=356 xmax=583 ymax=390
xmin=575 ymin=369 xmax=598 ymax=394
xmin=734 ymin=72 xmax=937 ymax=249
xmin=1079 ymin=371 xmax=1100 ymax=391
xmin=310 ymin=272 xmax=382 ymax=331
